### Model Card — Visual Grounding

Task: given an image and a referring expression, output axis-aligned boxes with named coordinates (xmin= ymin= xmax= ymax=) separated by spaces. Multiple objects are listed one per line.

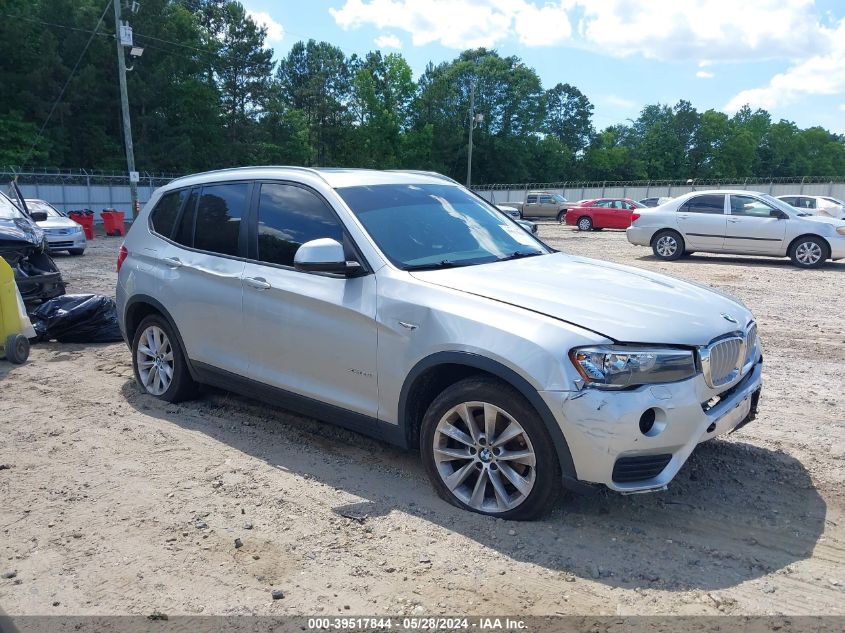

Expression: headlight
xmin=569 ymin=345 xmax=697 ymax=389
xmin=72 ymin=225 xmax=83 ymax=233
xmin=836 ymin=226 xmax=845 ymax=236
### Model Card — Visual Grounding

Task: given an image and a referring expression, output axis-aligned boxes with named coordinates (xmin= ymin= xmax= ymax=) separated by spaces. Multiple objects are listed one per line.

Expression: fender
xmin=399 ymin=351 xmax=589 ymax=491
xmin=123 ymin=294 xmax=200 ymax=381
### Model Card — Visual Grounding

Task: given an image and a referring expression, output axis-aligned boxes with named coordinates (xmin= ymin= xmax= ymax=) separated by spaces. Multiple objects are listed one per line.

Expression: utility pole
xmin=113 ymin=0 xmax=139 ymax=219
xmin=466 ymin=81 xmax=475 ymax=188
xmin=466 ymin=81 xmax=483 ymax=189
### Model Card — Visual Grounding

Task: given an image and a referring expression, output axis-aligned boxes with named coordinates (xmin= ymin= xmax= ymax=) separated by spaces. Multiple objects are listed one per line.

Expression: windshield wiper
xmin=497 ymin=250 xmax=544 ymax=262
xmin=404 ymin=259 xmax=462 ymax=271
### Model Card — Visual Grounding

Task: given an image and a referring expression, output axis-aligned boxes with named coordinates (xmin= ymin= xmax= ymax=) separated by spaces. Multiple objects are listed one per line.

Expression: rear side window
xmin=149 ymin=190 xmax=187 ymax=238
xmin=526 ymin=195 xmax=537 ymax=203
xmin=174 ymin=190 xmax=198 ymax=248
xmin=193 ymin=183 xmax=249 ymax=256
xmin=255 ymin=183 xmax=344 ymax=267
xmin=681 ymin=194 xmax=725 ymax=214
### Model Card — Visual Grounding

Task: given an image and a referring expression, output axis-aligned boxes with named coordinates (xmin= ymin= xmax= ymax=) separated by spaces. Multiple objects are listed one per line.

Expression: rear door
xmin=522 ymin=193 xmax=539 ymax=217
xmin=724 ymin=194 xmax=787 ymax=253
xmin=241 ymin=181 xmax=379 ymax=417
xmin=153 ymin=182 xmax=250 ymax=375
xmin=675 ymin=194 xmax=727 ymax=250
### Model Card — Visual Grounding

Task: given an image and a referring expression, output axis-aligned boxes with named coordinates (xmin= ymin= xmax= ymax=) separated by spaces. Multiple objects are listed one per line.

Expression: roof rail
xmin=168 ymin=165 xmax=331 ymax=186
xmin=386 ymin=169 xmax=459 ymax=185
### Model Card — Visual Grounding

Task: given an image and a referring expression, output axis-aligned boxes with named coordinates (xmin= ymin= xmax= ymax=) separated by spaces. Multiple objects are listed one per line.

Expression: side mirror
xmin=770 ymin=210 xmax=788 ymax=219
xmin=294 ymin=238 xmax=362 ymax=277
xmin=29 ymin=211 xmax=48 ymax=222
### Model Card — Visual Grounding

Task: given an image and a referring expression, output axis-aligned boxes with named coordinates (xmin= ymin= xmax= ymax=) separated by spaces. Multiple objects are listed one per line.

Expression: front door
xmin=675 ymin=193 xmax=727 ymax=250
xmin=724 ymin=194 xmax=787 ymax=253
xmin=241 ymin=182 xmax=379 ymax=418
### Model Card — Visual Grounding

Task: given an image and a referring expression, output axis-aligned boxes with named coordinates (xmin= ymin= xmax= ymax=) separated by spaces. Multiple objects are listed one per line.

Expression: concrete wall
xmin=476 ymin=181 xmax=845 ymax=205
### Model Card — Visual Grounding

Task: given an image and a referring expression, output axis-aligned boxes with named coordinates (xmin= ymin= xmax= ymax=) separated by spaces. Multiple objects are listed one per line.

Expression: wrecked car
xmin=0 ymin=189 xmax=65 ymax=307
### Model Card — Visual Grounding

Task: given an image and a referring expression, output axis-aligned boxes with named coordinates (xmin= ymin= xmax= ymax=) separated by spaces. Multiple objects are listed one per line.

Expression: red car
xmin=565 ymin=198 xmax=645 ymax=231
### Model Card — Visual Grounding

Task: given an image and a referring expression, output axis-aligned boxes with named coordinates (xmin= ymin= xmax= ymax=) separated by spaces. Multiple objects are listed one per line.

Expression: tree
xmin=543 ymin=83 xmax=594 ymax=154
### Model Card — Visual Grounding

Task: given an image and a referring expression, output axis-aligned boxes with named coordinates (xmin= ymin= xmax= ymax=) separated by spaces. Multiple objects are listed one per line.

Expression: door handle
xmin=163 ymin=257 xmax=182 ymax=268
xmin=728 ymin=218 xmax=741 ymax=223
xmin=677 ymin=214 xmax=689 ymax=220
xmin=244 ymin=276 xmax=271 ymax=290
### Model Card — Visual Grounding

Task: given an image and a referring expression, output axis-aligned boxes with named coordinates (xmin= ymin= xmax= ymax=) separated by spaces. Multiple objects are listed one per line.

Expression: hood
xmin=799 ymin=213 xmax=845 ymax=226
xmin=410 ymin=253 xmax=752 ymax=346
xmin=0 ymin=217 xmax=43 ymax=249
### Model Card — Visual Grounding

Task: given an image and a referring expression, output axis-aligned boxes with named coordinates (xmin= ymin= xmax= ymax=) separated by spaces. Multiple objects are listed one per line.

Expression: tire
xmin=420 ymin=377 xmax=560 ymax=520
xmin=68 ymin=249 xmax=85 ymax=256
xmin=789 ymin=236 xmax=828 ymax=268
xmin=4 ymin=334 xmax=29 ymax=364
xmin=652 ymin=230 xmax=685 ymax=261
xmin=577 ymin=216 xmax=593 ymax=231
xmin=556 ymin=210 xmax=566 ymax=223
xmin=131 ymin=314 xmax=197 ymax=403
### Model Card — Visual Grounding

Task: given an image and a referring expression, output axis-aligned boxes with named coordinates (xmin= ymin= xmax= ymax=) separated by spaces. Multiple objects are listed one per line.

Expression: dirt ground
xmin=1 ymin=223 xmax=843 ymax=617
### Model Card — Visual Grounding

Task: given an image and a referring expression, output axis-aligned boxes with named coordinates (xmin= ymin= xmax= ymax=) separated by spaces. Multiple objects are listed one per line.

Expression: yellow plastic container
xmin=0 ymin=257 xmax=35 ymax=363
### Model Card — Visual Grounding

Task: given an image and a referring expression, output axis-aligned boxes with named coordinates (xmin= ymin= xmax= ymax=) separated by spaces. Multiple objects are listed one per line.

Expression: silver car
xmin=117 ymin=168 xmax=762 ymax=520
xmin=25 ymin=199 xmax=86 ymax=255
xmin=627 ymin=189 xmax=845 ymax=268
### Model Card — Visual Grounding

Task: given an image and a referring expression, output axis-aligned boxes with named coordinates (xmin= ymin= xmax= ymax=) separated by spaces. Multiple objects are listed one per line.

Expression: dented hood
xmin=0 ymin=217 xmax=43 ymax=250
xmin=410 ymin=252 xmax=752 ymax=346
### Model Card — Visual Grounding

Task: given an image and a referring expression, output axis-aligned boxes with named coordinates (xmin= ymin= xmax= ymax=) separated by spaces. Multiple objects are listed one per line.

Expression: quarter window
xmin=255 ymin=183 xmax=344 ymax=268
xmin=149 ymin=190 xmax=187 ymax=238
xmin=193 ymin=183 xmax=249 ymax=256
xmin=526 ymin=195 xmax=537 ymax=203
xmin=681 ymin=195 xmax=725 ymax=214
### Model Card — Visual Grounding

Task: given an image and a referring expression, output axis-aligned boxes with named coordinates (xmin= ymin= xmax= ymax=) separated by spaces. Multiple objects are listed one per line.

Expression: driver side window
xmin=730 ymin=195 xmax=778 ymax=218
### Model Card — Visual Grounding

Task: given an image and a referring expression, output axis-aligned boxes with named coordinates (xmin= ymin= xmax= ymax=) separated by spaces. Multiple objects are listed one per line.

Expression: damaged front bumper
xmin=1 ymin=244 xmax=66 ymax=307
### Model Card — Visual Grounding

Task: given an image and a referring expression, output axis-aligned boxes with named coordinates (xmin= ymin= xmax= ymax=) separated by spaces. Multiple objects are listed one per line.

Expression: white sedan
xmin=627 ymin=189 xmax=845 ymax=268
xmin=776 ymin=194 xmax=845 ymax=219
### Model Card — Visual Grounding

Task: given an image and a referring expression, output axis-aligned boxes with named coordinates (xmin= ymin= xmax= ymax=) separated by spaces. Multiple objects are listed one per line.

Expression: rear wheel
xmin=789 ymin=236 xmax=827 ymax=268
xmin=577 ymin=216 xmax=593 ymax=231
xmin=421 ymin=377 xmax=560 ymax=520
xmin=132 ymin=314 xmax=197 ymax=402
xmin=4 ymin=334 xmax=29 ymax=364
xmin=652 ymin=230 xmax=685 ymax=261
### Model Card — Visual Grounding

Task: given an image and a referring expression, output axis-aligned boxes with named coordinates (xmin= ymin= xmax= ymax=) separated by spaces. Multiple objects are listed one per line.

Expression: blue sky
xmin=244 ymin=0 xmax=845 ymax=133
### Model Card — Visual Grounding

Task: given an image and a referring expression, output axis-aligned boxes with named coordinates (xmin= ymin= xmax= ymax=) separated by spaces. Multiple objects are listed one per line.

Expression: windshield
xmin=0 ymin=192 xmax=25 ymax=220
xmin=552 ymin=194 xmax=567 ymax=203
xmin=337 ymin=183 xmax=550 ymax=270
xmin=25 ymin=200 xmax=62 ymax=217
xmin=760 ymin=194 xmax=799 ymax=215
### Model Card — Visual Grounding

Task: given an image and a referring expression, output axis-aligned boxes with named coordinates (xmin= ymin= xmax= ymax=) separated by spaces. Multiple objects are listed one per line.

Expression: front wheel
xmin=68 ymin=249 xmax=85 ymax=256
xmin=789 ymin=236 xmax=828 ymax=268
xmin=420 ymin=377 xmax=560 ymax=520
xmin=132 ymin=314 xmax=197 ymax=402
xmin=652 ymin=230 xmax=685 ymax=261
xmin=577 ymin=216 xmax=593 ymax=231
xmin=556 ymin=210 xmax=566 ymax=223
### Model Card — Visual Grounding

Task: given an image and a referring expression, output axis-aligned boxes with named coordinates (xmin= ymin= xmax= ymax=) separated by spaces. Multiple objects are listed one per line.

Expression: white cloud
xmin=696 ymin=70 xmax=714 ymax=79
xmin=605 ymin=94 xmax=637 ymax=109
xmin=575 ymin=0 xmax=824 ymax=62
xmin=246 ymin=9 xmax=285 ymax=43
xmin=725 ymin=20 xmax=845 ymax=111
xmin=374 ymin=34 xmax=403 ymax=49
xmin=839 ymin=103 xmax=845 ymax=112
xmin=330 ymin=0 xmax=573 ymax=49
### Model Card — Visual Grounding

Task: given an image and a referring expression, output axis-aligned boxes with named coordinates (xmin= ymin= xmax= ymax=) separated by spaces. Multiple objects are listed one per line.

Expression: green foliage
xmin=1 ymin=1 xmax=843 ymax=183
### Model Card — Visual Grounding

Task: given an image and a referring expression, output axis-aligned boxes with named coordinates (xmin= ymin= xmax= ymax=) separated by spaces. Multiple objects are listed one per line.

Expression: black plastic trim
xmin=192 ymin=361 xmax=406 ymax=447
xmin=398 ymin=351 xmax=580 ymax=486
xmin=612 ymin=454 xmax=672 ymax=483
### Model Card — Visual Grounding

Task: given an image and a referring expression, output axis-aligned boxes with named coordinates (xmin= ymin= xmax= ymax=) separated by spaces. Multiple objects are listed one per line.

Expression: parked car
xmin=494 ymin=191 xmax=575 ymax=221
xmin=776 ymin=195 xmax=845 ymax=220
xmin=627 ymin=189 xmax=845 ymax=268
xmin=25 ymin=199 xmax=86 ymax=255
xmin=0 ymin=188 xmax=65 ymax=306
xmin=498 ymin=205 xmax=538 ymax=235
xmin=565 ymin=198 xmax=646 ymax=231
xmin=118 ymin=168 xmax=762 ymax=520
xmin=639 ymin=196 xmax=673 ymax=208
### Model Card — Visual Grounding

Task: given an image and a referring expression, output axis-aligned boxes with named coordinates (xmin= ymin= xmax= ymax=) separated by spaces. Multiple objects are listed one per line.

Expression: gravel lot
xmin=1 ymin=223 xmax=843 ymax=616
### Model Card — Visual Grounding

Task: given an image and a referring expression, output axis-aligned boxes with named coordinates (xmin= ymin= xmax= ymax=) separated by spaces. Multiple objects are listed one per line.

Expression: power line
xmin=21 ymin=0 xmax=114 ymax=166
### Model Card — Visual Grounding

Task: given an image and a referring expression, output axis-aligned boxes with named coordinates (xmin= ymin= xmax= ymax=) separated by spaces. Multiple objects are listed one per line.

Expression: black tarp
xmin=31 ymin=294 xmax=123 ymax=343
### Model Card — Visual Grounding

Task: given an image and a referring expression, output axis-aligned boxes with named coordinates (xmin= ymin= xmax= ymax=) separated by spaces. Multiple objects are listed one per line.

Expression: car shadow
xmin=119 ymin=381 xmax=826 ymax=593
xmin=637 ymin=253 xmax=845 ymax=270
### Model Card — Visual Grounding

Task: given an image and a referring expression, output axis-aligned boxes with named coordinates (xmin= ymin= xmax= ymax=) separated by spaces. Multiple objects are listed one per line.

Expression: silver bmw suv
xmin=116 ymin=167 xmax=763 ymax=520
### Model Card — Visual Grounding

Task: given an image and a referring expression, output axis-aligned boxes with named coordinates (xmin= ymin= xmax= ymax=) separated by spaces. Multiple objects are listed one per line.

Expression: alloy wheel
xmin=795 ymin=241 xmax=822 ymax=266
xmin=432 ymin=401 xmax=537 ymax=513
xmin=136 ymin=325 xmax=174 ymax=396
xmin=578 ymin=218 xmax=591 ymax=231
xmin=655 ymin=235 xmax=678 ymax=257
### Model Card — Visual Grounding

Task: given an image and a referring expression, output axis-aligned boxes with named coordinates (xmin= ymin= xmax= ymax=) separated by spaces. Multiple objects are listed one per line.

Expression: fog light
xmin=639 ymin=408 xmax=656 ymax=435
